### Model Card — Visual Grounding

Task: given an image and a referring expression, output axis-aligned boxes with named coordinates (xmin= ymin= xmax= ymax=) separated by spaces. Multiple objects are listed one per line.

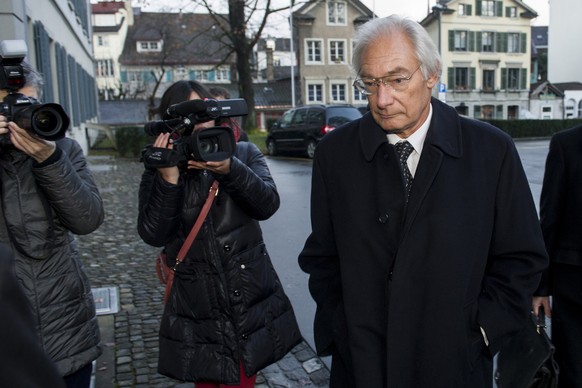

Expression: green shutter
xmin=477 ymin=32 xmax=483 ymax=52
xmin=449 ymin=30 xmax=455 ymax=52
xmin=476 ymin=0 xmax=482 ymax=16
xmin=470 ymin=67 xmax=476 ymax=89
xmin=496 ymin=1 xmax=503 ymax=16
xmin=121 ymin=70 xmax=127 ymax=83
xmin=501 ymin=68 xmax=507 ymax=89
xmin=500 ymin=32 xmax=508 ymax=53
xmin=521 ymin=33 xmax=527 ymax=53
xmin=469 ymin=31 xmax=476 ymax=51
xmin=496 ymin=104 xmax=504 ymax=119
xmin=467 ymin=4 xmax=473 ymax=15
xmin=448 ymin=67 xmax=455 ymax=88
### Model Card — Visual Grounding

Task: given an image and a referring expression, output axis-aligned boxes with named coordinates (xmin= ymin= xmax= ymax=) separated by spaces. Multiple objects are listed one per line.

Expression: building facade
xmin=421 ymin=0 xmax=537 ymax=119
xmin=548 ymin=0 xmax=582 ymax=84
xmin=0 ymin=0 xmax=98 ymax=153
xmin=92 ymin=0 xmax=133 ymax=100
xmin=118 ymin=11 xmax=236 ymax=102
xmin=292 ymin=0 xmax=374 ymax=109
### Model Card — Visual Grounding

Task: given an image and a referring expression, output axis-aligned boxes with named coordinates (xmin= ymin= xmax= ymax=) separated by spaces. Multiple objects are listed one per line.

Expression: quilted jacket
xmin=0 ymin=137 xmax=104 ymax=376
xmin=138 ymin=141 xmax=301 ymax=384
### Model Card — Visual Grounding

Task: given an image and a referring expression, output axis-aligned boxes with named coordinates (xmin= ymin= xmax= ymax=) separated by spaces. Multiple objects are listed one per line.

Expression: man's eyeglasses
xmin=353 ymin=65 xmax=422 ymax=95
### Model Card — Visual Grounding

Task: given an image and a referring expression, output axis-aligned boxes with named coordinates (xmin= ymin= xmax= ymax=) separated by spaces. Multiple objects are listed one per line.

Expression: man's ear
xmin=426 ymin=73 xmax=439 ymax=89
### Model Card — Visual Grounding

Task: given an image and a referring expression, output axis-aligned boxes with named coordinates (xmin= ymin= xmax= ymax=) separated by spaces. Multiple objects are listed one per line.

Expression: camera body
xmin=142 ymin=98 xmax=248 ymax=168
xmin=0 ymin=40 xmax=70 ymax=148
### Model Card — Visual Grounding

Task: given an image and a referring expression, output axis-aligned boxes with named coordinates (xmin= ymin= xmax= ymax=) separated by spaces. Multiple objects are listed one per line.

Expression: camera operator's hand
xmin=187 ymin=159 xmax=231 ymax=175
xmin=154 ymin=132 xmax=180 ymax=184
xmin=0 ymin=114 xmax=8 ymax=136
xmin=3 ymin=120 xmax=56 ymax=163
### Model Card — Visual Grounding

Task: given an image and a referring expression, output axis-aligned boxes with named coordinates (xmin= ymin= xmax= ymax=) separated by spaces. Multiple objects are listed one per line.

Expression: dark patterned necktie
xmin=394 ymin=141 xmax=414 ymax=201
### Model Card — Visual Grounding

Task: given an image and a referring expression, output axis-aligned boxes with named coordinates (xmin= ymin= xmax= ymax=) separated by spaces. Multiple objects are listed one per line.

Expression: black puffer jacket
xmin=0 ymin=138 xmax=104 ymax=376
xmin=138 ymin=141 xmax=301 ymax=384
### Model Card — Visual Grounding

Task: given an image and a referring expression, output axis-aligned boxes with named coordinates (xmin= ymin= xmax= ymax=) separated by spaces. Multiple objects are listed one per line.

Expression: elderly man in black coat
xmin=299 ymin=15 xmax=548 ymax=388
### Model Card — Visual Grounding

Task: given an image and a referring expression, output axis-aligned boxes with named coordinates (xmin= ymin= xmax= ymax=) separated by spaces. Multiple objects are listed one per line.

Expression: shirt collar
xmin=387 ymin=103 xmax=432 ymax=155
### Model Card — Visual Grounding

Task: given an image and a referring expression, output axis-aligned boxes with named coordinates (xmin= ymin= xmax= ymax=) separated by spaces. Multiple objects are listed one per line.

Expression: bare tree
xmin=121 ymin=11 xmax=232 ymax=119
xmin=194 ymin=0 xmax=312 ymax=131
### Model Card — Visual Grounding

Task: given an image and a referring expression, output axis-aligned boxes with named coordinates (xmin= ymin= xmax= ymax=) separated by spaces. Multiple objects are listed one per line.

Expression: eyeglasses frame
xmin=353 ymin=65 xmax=422 ymax=95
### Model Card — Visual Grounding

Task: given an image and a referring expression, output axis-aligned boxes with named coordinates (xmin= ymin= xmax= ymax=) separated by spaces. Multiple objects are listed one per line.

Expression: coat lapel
xmin=401 ymin=99 xmax=463 ymax=237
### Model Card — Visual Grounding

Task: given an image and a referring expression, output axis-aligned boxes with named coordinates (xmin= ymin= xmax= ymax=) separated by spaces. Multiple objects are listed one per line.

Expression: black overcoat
xmin=138 ymin=141 xmax=301 ymax=384
xmin=299 ymin=98 xmax=548 ymax=388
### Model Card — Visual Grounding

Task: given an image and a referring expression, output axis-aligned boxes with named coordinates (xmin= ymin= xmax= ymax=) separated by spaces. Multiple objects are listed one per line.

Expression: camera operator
xmin=138 ymin=80 xmax=301 ymax=387
xmin=0 ymin=62 xmax=104 ymax=388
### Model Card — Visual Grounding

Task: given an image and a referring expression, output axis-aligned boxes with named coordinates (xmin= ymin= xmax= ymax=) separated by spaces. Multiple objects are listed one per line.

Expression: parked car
xmin=266 ymin=104 xmax=362 ymax=158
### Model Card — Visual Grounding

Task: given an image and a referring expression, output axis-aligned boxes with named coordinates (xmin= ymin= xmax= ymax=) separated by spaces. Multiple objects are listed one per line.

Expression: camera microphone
xmin=166 ymin=99 xmax=207 ymax=117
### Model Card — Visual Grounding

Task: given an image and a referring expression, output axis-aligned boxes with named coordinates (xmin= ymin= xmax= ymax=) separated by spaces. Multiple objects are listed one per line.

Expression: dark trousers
xmin=63 ymin=363 xmax=93 ymax=388
xmin=552 ymin=263 xmax=582 ymax=388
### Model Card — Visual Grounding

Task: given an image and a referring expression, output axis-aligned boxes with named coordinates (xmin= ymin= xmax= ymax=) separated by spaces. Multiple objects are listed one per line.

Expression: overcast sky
xmin=360 ymin=0 xmax=548 ymax=25
xmin=129 ymin=0 xmax=550 ymax=37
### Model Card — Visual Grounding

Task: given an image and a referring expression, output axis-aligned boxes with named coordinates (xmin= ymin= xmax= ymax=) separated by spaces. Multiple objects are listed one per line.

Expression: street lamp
xmin=289 ymin=0 xmax=296 ymax=107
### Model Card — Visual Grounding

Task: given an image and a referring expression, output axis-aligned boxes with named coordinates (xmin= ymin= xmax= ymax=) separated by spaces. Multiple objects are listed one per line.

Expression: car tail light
xmin=321 ymin=125 xmax=335 ymax=135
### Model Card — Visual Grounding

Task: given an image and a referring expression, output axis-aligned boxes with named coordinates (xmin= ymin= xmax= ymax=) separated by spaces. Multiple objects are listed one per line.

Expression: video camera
xmin=142 ymin=98 xmax=247 ymax=168
xmin=0 ymin=40 xmax=70 ymax=148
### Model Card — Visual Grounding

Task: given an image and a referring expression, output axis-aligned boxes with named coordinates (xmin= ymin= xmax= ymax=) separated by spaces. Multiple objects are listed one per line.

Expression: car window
xmin=326 ymin=107 xmax=362 ymax=127
xmin=279 ymin=110 xmax=294 ymax=128
xmin=307 ymin=108 xmax=325 ymax=126
xmin=292 ymin=108 xmax=308 ymax=125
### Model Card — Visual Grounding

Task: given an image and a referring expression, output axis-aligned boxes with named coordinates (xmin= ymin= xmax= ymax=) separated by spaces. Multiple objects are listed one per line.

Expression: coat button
xmin=240 ymin=264 xmax=246 ymax=269
xmin=241 ymin=333 xmax=248 ymax=340
xmin=388 ymin=271 xmax=393 ymax=280
xmin=223 ymin=244 xmax=231 ymax=252
xmin=378 ymin=213 xmax=389 ymax=224
xmin=233 ymin=289 xmax=241 ymax=297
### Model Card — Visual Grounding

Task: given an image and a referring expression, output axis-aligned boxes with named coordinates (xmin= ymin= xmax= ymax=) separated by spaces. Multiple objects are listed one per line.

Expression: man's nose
xmin=375 ymin=82 xmax=395 ymax=106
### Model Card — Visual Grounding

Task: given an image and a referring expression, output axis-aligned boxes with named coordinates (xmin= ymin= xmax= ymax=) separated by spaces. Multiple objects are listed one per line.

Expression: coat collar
xmin=359 ymin=97 xmax=463 ymax=161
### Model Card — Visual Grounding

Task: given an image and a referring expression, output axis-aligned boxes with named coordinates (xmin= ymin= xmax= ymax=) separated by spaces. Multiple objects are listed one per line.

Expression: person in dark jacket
xmin=138 ymin=80 xmax=301 ymax=387
xmin=0 ymin=63 xmax=103 ymax=388
xmin=533 ymin=124 xmax=582 ymax=387
xmin=0 ymin=243 xmax=66 ymax=388
xmin=298 ymin=15 xmax=548 ymax=388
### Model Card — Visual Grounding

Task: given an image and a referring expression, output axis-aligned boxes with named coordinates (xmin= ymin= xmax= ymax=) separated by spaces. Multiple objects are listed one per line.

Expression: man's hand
xmin=532 ymin=296 xmax=551 ymax=318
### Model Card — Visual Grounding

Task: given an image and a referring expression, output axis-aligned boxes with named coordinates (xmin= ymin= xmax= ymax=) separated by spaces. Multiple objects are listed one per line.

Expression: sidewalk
xmin=77 ymin=156 xmax=330 ymax=387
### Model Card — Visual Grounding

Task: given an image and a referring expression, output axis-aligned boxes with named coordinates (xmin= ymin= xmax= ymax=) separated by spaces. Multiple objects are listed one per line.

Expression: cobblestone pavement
xmin=77 ymin=156 xmax=330 ymax=388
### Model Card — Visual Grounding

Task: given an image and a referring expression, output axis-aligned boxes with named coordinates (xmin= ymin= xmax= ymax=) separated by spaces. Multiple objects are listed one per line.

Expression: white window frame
xmin=330 ymin=82 xmax=347 ymax=103
xmin=136 ymin=40 xmax=163 ymax=53
xmin=215 ymin=67 xmax=230 ymax=82
xmin=353 ymin=85 xmax=367 ymax=103
xmin=482 ymin=0 xmax=495 ymax=16
xmin=507 ymin=33 xmax=520 ymax=53
xmin=482 ymin=32 xmax=495 ymax=52
xmin=454 ymin=31 xmax=468 ymax=51
xmin=328 ymin=39 xmax=347 ymax=64
xmin=327 ymin=1 xmax=347 ymax=25
xmin=195 ymin=69 xmax=211 ymax=82
xmin=305 ymin=39 xmax=324 ymax=64
xmin=306 ymin=81 xmax=324 ymax=103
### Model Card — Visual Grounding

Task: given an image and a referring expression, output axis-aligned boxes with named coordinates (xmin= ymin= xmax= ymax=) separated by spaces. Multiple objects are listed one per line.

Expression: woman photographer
xmin=137 ymin=80 xmax=301 ymax=387
xmin=0 ymin=62 xmax=103 ymax=388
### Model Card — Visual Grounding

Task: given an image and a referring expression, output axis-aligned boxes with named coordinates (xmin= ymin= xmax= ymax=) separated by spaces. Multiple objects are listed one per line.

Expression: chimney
xmin=265 ymin=38 xmax=275 ymax=82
